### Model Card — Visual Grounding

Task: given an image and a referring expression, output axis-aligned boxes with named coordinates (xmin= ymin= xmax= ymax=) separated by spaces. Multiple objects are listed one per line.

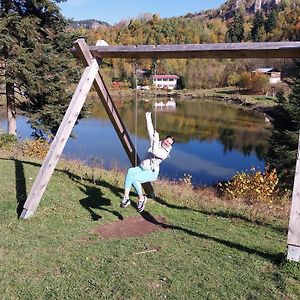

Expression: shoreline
xmin=1 ymin=87 xmax=277 ymax=114
xmin=108 ymin=87 xmax=277 ymax=112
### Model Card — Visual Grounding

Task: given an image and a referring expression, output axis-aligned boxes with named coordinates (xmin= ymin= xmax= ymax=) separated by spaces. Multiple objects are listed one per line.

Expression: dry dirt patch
xmin=91 ymin=215 xmax=168 ymax=239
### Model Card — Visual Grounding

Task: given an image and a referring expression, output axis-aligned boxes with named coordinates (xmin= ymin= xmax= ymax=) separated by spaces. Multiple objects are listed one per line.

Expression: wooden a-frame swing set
xmin=19 ymin=38 xmax=300 ymax=262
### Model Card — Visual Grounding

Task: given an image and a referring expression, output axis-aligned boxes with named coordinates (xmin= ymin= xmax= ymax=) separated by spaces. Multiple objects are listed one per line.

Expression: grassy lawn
xmin=1 ymin=157 xmax=300 ymax=299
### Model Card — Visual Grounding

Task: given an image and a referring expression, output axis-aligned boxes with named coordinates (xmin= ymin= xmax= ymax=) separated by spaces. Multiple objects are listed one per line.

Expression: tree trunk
xmin=6 ymin=82 xmax=17 ymax=136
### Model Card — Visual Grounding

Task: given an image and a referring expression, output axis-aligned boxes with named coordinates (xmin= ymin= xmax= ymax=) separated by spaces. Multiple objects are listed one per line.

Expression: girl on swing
xmin=121 ymin=111 xmax=175 ymax=212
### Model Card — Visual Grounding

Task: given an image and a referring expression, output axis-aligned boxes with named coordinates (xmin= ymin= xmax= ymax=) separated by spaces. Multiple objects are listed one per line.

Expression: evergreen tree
xmin=266 ymin=60 xmax=300 ymax=189
xmin=265 ymin=9 xmax=277 ymax=33
xmin=251 ymin=11 xmax=265 ymax=41
xmin=225 ymin=11 xmax=244 ymax=43
xmin=0 ymin=0 xmax=80 ymax=137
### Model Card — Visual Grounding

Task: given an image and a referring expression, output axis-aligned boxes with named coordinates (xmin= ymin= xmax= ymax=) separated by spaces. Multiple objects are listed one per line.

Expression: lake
xmin=0 ymin=98 xmax=270 ymax=186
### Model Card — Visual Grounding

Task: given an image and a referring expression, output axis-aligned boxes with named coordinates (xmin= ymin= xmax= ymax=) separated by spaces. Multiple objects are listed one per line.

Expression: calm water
xmin=0 ymin=98 xmax=270 ymax=186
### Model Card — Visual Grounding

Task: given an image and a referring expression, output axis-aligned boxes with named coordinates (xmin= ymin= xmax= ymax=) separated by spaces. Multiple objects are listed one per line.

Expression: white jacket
xmin=140 ymin=112 xmax=172 ymax=172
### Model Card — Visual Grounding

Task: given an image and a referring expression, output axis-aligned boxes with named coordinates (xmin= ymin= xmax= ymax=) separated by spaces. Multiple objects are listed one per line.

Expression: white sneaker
xmin=137 ymin=196 xmax=147 ymax=213
xmin=120 ymin=197 xmax=131 ymax=208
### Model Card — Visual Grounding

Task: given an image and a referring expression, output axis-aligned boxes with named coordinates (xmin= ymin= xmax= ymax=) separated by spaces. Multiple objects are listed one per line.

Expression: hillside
xmin=185 ymin=0 xmax=286 ymax=20
xmin=68 ymin=18 xmax=110 ymax=29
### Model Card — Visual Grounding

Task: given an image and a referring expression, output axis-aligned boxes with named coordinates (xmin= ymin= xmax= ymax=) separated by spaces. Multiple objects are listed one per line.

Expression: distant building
xmin=153 ymin=75 xmax=179 ymax=90
xmin=253 ymin=67 xmax=281 ymax=84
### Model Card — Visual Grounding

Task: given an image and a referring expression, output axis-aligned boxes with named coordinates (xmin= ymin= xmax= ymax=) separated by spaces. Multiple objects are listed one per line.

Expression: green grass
xmin=1 ymin=157 xmax=300 ymax=299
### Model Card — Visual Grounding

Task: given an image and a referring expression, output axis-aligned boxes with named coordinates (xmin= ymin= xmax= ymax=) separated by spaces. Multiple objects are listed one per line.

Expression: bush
xmin=219 ymin=166 xmax=280 ymax=205
xmin=251 ymin=73 xmax=269 ymax=93
xmin=237 ymin=71 xmax=252 ymax=90
xmin=227 ymin=72 xmax=240 ymax=86
xmin=21 ymin=139 xmax=50 ymax=158
xmin=0 ymin=133 xmax=17 ymax=148
xmin=236 ymin=72 xmax=270 ymax=93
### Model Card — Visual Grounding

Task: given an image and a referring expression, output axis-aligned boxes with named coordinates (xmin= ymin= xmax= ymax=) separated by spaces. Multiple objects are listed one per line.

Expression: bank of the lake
xmin=0 ymin=87 xmax=277 ymax=112
xmin=106 ymin=87 xmax=277 ymax=112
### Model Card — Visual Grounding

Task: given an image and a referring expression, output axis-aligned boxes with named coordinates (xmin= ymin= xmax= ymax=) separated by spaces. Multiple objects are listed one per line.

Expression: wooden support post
xmin=73 ymin=38 xmax=154 ymax=196
xmin=20 ymin=59 xmax=99 ymax=219
xmin=287 ymin=131 xmax=300 ymax=261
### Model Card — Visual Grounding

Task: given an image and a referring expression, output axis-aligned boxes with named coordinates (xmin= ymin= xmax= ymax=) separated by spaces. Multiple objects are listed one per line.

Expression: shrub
xmin=251 ymin=73 xmax=269 ymax=93
xmin=21 ymin=139 xmax=50 ymax=158
xmin=0 ymin=133 xmax=17 ymax=148
xmin=179 ymin=173 xmax=193 ymax=186
xmin=227 ymin=72 xmax=240 ymax=87
xmin=237 ymin=71 xmax=252 ymax=90
xmin=219 ymin=166 xmax=280 ymax=205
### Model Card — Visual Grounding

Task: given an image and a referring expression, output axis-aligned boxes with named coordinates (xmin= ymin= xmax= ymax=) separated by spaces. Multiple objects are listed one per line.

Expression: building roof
xmin=254 ymin=67 xmax=280 ymax=73
xmin=153 ymin=74 xmax=179 ymax=79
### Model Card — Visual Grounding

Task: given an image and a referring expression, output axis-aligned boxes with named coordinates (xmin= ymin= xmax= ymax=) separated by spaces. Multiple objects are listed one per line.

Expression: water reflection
xmin=153 ymin=98 xmax=176 ymax=111
xmin=0 ymin=98 xmax=270 ymax=185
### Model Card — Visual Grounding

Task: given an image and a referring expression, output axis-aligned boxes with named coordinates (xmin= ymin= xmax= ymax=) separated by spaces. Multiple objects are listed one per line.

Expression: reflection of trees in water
xmin=219 ymin=128 xmax=234 ymax=152
xmin=88 ymin=99 xmax=270 ymax=158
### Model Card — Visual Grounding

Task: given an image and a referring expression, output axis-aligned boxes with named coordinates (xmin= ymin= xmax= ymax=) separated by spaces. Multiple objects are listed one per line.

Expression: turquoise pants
xmin=124 ymin=166 xmax=158 ymax=195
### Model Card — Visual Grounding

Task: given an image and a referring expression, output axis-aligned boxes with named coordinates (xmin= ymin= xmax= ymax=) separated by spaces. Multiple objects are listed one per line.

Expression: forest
xmin=69 ymin=0 xmax=300 ymax=91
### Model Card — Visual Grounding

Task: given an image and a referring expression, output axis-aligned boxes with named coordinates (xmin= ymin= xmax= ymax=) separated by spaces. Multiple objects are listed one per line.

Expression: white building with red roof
xmin=153 ymin=74 xmax=179 ymax=90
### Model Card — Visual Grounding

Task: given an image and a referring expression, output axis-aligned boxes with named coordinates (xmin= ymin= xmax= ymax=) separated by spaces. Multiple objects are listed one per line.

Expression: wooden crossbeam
xmin=73 ymin=39 xmax=154 ymax=196
xmin=83 ymin=42 xmax=300 ymax=59
xmin=20 ymin=59 xmax=99 ymax=218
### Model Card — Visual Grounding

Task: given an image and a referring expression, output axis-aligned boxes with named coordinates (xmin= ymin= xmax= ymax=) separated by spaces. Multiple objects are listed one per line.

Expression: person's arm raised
xmin=146 ymin=112 xmax=159 ymax=142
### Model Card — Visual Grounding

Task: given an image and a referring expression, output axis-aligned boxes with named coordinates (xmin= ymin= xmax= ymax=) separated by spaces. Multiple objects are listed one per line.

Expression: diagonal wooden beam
xmin=81 ymin=42 xmax=300 ymax=59
xmin=20 ymin=59 xmax=100 ymax=218
xmin=73 ymin=39 xmax=154 ymax=196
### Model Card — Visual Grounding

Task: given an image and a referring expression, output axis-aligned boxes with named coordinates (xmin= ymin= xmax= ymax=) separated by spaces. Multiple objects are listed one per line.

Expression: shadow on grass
xmin=1 ymin=158 xmax=124 ymax=221
xmin=2 ymin=157 xmax=286 ymax=234
xmin=56 ymin=165 xmax=124 ymax=221
xmin=14 ymin=160 xmax=27 ymax=218
xmin=2 ymin=157 xmax=287 ymax=264
xmin=153 ymin=195 xmax=286 ymax=235
xmin=140 ymin=210 xmax=286 ymax=265
xmin=79 ymin=185 xmax=123 ymax=221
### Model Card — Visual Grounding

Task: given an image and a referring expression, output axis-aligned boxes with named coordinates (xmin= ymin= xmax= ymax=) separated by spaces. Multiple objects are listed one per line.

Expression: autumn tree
xmin=251 ymin=73 xmax=269 ymax=93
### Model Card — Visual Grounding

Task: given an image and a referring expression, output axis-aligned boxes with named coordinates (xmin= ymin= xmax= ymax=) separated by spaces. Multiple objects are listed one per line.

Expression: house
xmin=253 ymin=67 xmax=281 ymax=84
xmin=153 ymin=75 xmax=179 ymax=90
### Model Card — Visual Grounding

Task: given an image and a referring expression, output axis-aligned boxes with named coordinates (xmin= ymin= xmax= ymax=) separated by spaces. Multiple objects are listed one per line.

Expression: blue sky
xmin=58 ymin=0 xmax=225 ymax=25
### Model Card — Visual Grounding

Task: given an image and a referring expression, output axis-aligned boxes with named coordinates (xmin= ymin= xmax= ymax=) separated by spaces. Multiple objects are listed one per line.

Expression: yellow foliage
xmin=22 ymin=139 xmax=50 ymax=158
xmin=219 ymin=166 xmax=279 ymax=204
xmin=179 ymin=173 xmax=193 ymax=186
